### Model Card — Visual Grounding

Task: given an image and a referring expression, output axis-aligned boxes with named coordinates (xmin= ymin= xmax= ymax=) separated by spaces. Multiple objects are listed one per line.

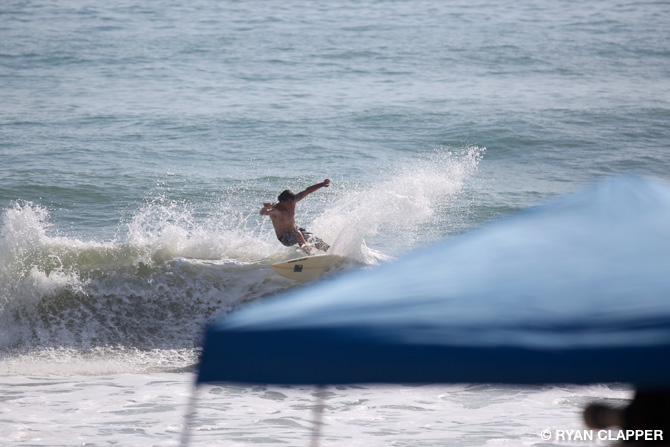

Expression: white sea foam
xmin=0 ymin=375 xmax=633 ymax=447
xmin=314 ymin=146 xmax=484 ymax=261
xmin=0 ymin=201 xmax=290 ymax=368
xmin=0 ymin=146 xmax=483 ymax=375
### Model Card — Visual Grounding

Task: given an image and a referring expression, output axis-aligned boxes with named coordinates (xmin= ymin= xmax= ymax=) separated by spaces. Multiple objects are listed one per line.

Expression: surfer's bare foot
xmin=301 ymin=245 xmax=313 ymax=255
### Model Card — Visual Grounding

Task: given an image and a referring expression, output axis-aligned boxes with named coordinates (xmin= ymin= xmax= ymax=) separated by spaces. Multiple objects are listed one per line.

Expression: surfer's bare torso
xmin=263 ymin=200 xmax=298 ymax=239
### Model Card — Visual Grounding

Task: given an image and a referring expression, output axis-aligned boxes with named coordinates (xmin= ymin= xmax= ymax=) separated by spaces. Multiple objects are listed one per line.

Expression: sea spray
xmin=312 ymin=146 xmax=484 ymax=260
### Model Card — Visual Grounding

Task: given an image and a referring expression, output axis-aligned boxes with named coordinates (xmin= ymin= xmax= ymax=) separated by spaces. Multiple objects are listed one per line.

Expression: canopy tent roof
xmin=197 ymin=176 xmax=670 ymax=387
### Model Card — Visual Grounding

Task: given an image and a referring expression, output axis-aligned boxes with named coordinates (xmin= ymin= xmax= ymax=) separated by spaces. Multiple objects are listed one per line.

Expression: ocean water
xmin=1 ymin=0 xmax=668 ymax=445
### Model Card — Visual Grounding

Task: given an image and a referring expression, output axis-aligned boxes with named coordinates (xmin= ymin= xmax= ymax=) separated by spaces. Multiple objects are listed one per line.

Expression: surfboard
xmin=271 ymin=254 xmax=343 ymax=281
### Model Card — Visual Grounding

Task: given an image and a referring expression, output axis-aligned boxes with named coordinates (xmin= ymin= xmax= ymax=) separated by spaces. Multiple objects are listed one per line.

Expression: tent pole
xmin=310 ymin=386 xmax=327 ymax=447
xmin=179 ymin=383 xmax=201 ymax=447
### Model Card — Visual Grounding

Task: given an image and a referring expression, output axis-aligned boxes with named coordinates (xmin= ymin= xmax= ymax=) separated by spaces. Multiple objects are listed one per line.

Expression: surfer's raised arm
xmin=295 ymin=179 xmax=330 ymax=202
xmin=259 ymin=202 xmax=275 ymax=216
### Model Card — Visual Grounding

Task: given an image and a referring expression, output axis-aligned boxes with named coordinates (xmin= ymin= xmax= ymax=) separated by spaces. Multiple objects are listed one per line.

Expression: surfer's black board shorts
xmin=279 ymin=227 xmax=329 ymax=251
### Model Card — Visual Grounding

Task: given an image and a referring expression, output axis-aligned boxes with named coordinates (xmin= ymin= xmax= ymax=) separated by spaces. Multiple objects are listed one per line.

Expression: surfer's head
xmin=278 ymin=190 xmax=295 ymax=202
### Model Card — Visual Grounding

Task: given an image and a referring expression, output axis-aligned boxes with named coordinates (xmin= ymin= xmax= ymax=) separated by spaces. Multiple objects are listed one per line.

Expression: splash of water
xmin=0 ymin=146 xmax=484 ymax=373
xmin=0 ymin=201 xmax=293 ymax=364
xmin=313 ymin=146 xmax=484 ymax=261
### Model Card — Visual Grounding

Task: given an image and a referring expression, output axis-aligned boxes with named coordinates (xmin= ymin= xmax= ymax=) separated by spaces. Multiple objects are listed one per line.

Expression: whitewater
xmin=0 ymin=147 xmax=482 ymax=375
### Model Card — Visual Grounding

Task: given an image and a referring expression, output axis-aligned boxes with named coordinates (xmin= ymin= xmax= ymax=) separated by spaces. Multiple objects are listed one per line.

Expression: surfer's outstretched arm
xmin=260 ymin=202 xmax=275 ymax=215
xmin=295 ymin=179 xmax=330 ymax=202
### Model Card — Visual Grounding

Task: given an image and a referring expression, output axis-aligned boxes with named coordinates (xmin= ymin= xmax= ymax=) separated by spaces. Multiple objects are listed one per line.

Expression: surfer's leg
xmin=295 ymin=230 xmax=312 ymax=254
xmin=295 ymin=230 xmax=307 ymax=246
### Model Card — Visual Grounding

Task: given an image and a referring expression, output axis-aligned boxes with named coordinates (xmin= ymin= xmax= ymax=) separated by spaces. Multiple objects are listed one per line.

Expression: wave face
xmin=0 ymin=147 xmax=483 ymax=374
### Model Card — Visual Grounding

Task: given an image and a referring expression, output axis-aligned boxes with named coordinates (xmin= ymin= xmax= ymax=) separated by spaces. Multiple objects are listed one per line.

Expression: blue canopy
xmin=197 ymin=176 xmax=670 ymax=387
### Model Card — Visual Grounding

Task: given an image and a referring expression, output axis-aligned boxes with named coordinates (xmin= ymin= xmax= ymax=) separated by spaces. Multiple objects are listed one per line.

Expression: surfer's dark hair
xmin=278 ymin=190 xmax=295 ymax=202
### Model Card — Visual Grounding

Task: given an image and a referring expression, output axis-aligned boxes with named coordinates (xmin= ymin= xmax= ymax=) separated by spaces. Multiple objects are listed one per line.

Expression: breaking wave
xmin=0 ymin=146 xmax=483 ymax=374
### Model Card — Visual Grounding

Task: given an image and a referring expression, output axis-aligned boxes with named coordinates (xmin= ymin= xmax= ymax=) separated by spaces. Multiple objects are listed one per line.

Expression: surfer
xmin=260 ymin=179 xmax=331 ymax=254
